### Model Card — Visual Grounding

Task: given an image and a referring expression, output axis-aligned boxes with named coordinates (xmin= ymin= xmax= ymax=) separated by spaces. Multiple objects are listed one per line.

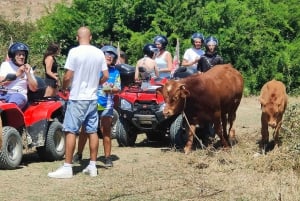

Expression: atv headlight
xmin=120 ymin=98 xmax=132 ymax=111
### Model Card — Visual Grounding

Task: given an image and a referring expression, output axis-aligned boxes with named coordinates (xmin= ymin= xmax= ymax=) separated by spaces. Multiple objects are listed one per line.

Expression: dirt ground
xmin=0 ymin=96 xmax=299 ymax=201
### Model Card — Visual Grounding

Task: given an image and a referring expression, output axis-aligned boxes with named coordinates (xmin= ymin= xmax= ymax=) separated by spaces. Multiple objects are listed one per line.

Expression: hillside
xmin=0 ymin=0 xmax=72 ymax=22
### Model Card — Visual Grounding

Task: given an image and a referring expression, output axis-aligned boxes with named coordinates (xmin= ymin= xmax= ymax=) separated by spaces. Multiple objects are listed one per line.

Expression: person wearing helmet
xmin=197 ymin=36 xmax=223 ymax=73
xmin=197 ymin=36 xmax=224 ymax=146
xmin=73 ymin=45 xmax=121 ymax=168
xmin=0 ymin=42 xmax=38 ymax=109
xmin=134 ymin=43 xmax=159 ymax=81
xmin=153 ymin=35 xmax=173 ymax=78
xmin=181 ymin=33 xmax=205 ymax=72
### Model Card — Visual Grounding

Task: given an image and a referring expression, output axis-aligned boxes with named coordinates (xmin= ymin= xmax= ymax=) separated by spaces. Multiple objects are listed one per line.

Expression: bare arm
xmin=62 ymin=69 xmax=73 ymax=90
xmin=45 ymin=56 xmax=58 ymax=80
xmin=24 ymin=64 xmax=38 ymax=92
xmin=100 ymin=69 xmax=109 ymax=85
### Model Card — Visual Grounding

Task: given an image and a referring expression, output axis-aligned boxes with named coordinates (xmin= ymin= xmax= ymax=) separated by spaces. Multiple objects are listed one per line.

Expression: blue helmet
xmin=191 ymin=32 xmax=204 ymax=44
xmin=101 ymin=45 xmax=118 ymax=63
xmin=204 ymin=36 xmax=219 ymax=51
xmin=8 ymin=42 xmax=29 ymax=64
xmin=143 ymin=43 xmax=159 ymax=58
xmin=153 ymin=35 xmax=168 ymax=48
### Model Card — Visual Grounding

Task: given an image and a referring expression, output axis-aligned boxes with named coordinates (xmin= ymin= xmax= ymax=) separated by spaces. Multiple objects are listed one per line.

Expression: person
xmin=134 ymin=43 xmax=159 ymax=81
xmin=119 ymin=50 xmax=128 ymax=64
xmin=43 ymin=43 xmax=60 ymax=97
xmin=197 ymin=36 xmax=224 ymax=145
xmin=153 ymin=35 xmax=173 ymax=78
xmin=48 ymin=26 xmax=109 ymax=179
xmin=0 ymin=42 xmax=38 ymax=110
xmin=181 ymin=33 xmax=205 ymax=72
xmin=197 ymin=36 xmax=223 ymax=73
xmin=72 ymin=45 xmax=121 ymax=168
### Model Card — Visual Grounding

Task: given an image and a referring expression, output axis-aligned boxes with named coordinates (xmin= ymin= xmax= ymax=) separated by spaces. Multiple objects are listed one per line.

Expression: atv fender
xmin=0 ymin=103 xmax=25 ymax=129
xmin=23 ymin=101 xmax=64 ymax=127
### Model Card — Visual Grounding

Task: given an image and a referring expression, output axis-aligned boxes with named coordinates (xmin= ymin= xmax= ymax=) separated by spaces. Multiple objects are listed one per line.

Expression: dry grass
xmin=0 ymin=96 xmax=300 ymax=201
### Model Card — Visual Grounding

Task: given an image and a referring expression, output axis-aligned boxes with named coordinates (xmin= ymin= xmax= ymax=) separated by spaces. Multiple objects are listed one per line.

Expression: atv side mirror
xmin=3 ymin=74 xmax=17 ymax=82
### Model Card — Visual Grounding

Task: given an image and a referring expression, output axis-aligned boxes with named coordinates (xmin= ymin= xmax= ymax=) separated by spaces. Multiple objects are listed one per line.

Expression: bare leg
xmin=88 ymin=133 xmax=99 ymax=161
xmin=64 ymin=132 xmax=77 ymax=164
xmin=77 ymin=128 xmax=88 ymax=154
xmin=101 ymin=116 xmax=112 ymax=158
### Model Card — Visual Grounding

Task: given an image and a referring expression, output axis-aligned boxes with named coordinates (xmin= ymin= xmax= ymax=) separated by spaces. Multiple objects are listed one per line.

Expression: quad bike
xmin=114 ymin=66 xmax=188 ymax=147
xmin=0 ymin=74 xmax=66 ymax=169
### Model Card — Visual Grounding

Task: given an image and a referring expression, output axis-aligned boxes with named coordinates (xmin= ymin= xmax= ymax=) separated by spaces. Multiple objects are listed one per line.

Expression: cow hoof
xmin=184 ymin=147 xmax=192 ymax=155
xmin=229 ymin=138 xmax=238 ymax=146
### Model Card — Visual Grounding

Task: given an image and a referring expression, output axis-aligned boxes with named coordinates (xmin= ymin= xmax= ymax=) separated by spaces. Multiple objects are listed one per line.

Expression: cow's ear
xmin=179 ymin=85 xmax=190 ymax=98
xmin=259 ymin=96 xmax=266 ymax=106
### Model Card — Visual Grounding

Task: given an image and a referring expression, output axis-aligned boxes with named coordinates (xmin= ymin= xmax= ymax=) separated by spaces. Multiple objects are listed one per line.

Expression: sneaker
xmin=82 ymin=166 xmax=98 ymax=177
xmin=48 ymin=166 xmax=73 ymax=179
xmin=72 ymin=153 xmax=82 ymax=164
xmin=104 ymin=157 xmax=113 ymax=168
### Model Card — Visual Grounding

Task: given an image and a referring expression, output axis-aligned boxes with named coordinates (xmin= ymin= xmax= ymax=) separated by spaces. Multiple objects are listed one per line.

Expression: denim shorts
xmin=63 ymin=100 xmax=98 ymax=134
xmin=98 ymin=107 xmax=114 ymax=118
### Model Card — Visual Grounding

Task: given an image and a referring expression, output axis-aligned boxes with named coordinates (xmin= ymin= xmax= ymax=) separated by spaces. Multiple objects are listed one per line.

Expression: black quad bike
xmin=0 ymin=74 xmax=66 ymax=169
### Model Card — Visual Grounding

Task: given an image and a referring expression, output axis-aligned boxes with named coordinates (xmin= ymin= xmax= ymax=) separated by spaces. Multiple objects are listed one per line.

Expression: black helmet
xmin=101 ymin=45 xmax=118 ymax=64
xmin=153 ymin=35 xmax=168 ymax=48
xmin=191 ymin=32 xmax=204 ymax=44
xmin=143 ymin=44 xmax=158 ymax=58
xmin=8 ymin=42 xmax=29 ymax=64
xmin=204 ymin=36 xmax=218 ymax=51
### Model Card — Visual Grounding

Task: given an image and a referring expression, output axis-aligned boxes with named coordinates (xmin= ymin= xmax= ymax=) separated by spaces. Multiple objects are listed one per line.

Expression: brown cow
xmin=259 ymin=79 xmax=288 ymax=151
xmin=158 ymin=64 xmax=244 ymax=154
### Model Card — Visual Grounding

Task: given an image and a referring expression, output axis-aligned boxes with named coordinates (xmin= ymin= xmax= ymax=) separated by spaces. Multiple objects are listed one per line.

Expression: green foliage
xmin=0 ymin=0 xmax=300 ymax=95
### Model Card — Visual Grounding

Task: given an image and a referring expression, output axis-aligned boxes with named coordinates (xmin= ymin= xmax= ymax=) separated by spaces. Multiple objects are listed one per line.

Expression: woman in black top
xmin=43 ymin=43 xmax=60 ymax=97
xmin=197 ymin=36 xmax=223 ymax=73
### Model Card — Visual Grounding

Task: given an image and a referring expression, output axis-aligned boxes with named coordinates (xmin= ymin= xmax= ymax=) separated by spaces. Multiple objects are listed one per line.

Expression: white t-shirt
xmin=0 ymin=61 xmax=35 ymax=99
xmin=64 ymin=45 xmax=107 ymax=100
xmin=183 ymin=48 xmax=205 ymax=70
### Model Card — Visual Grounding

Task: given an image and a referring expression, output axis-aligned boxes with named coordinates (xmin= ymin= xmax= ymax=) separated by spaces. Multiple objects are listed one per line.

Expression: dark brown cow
xmin=158 ymin=64 xmax=244 ymax=154
xmin=259 ymin=80 xmax=288 ymax=150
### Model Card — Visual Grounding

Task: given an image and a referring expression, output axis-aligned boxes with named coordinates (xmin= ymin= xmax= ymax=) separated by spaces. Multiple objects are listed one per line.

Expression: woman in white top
xmin=153 ymin=35 xmax=173 ymax=78
xmin=181 ymin=33 xmax=205 ymax=73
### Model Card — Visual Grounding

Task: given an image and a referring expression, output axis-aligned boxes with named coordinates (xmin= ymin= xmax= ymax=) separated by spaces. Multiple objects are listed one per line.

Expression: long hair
xmin=43 ymin=43 xmax=60 ymax=65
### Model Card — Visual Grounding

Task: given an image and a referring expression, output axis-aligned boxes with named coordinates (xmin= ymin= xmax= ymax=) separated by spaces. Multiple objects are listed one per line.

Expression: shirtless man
xmin=135 ymin=43 xmax=159 ymax=80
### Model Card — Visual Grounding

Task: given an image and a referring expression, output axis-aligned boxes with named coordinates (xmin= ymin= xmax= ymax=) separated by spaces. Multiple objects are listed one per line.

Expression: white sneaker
xmin=82 ymin=166 xmax=98 ymax=177
xmin=48 ymin=166 xmax=73 ymax=179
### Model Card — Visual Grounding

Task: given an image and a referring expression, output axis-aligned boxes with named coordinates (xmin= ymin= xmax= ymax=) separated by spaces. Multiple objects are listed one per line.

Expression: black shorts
xmin=45 ymin=77 xmax=58 ymax=88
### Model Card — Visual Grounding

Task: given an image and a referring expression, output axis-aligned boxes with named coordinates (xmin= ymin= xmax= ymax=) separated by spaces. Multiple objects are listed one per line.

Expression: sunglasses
xmin=104 ymin=52 xmax=116 ymax=59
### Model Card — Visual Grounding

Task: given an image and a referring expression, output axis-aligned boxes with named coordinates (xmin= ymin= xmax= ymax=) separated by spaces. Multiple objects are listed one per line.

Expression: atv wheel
xmin=111 ymin=109 xmax=119 ymax=139
xmin=116 ymin=118 xmax=137 ymax=147
xmin=170 ymin=115 xmax=188 ymax=148
xmin=0 ymin=127 xmax=23 ymax=169
xmin=37 ymin=121 xmax=65 ymax=161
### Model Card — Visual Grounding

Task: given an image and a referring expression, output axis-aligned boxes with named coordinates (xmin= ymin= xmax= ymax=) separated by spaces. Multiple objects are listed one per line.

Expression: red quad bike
xmin=114 ymin=66 xmax=193 ymax=147
xmin=0 ymin=74 xmax=66 ymax=169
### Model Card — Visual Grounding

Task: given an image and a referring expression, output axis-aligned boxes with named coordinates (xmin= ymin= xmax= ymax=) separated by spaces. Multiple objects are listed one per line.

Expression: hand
xmin=23 ymin=64 xmax=32 ymax=74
